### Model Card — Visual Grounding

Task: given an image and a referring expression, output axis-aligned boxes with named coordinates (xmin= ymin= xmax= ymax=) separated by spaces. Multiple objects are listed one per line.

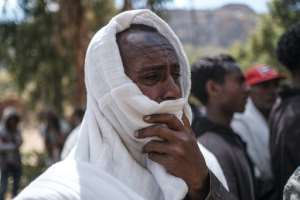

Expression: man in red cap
xmin=232 ymin=64 xmax=283 ymax=199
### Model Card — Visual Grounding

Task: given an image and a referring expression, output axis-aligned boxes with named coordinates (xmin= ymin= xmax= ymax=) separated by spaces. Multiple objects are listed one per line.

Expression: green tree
xmin=231 ymin=0 xmax=300 ymax=70
xmin=270 ymin=0 xmax=300 ymax=29
xmin=121 ymin=0 xmax=172 ymax=14
xmin=0 ymin=0 xmax=172 ymax=114
xmin=0 ymin=0 xmax=115 ymax=114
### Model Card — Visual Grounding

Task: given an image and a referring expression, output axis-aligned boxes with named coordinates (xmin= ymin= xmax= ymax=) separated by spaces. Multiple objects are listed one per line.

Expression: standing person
xmin=0 ymin=107 xmax=22 ymax=200
xmin=232 ymin=64 xmax=283 ymax=199
xmin=191 ymin=55 xmax=255 ymax=200
xmin=16 ymin=10 xmax=233 ymax=200
xmin=38 ymin=110 xmax=65 ymax=165
xmin=269 ymin=22 xmax=300 ymax=199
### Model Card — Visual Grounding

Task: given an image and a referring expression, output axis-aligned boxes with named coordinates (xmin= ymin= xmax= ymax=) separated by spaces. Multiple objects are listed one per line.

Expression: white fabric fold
xmin=16 ymin=9 xmax=228 ymax=200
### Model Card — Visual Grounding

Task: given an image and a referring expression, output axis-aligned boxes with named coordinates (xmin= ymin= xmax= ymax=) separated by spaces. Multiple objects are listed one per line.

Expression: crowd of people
xmin=0 ymin=9 xmax=299 ymax=200
xmin=0 ymin=107 xmax=84 ymax=199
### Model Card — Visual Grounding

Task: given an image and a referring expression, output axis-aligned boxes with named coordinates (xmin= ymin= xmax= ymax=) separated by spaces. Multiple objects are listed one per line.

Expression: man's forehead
xmin=117 ymin=26 xmax=173 ymax=49
xmin=117 ymin=25 xmax=178 ymax=64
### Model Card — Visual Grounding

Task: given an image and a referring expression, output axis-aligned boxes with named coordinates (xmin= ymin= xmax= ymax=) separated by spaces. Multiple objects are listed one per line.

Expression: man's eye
xmin=140 ymin=73 xmax=161 ymax=85
xmin=172 ymin=72 xmax=181 ymax=80
xmin=144 ymin=74 xmax=160 ymax=81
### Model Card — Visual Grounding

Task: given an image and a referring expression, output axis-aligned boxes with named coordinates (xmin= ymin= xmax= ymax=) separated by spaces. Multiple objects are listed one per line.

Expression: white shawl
xmin=16 ymin=9 xmax=228 ymax=200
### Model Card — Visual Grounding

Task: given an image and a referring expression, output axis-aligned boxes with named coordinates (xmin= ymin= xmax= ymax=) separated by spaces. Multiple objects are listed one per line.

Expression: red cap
xmin=245 ymin=64 xmax=284 ymax=86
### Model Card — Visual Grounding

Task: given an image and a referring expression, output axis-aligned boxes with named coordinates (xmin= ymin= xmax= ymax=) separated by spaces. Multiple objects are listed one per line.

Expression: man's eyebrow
xmin=171 ymin=63 xmax=180 ymax=70
xmin=139 ymin=64 xmax=166 ymax=71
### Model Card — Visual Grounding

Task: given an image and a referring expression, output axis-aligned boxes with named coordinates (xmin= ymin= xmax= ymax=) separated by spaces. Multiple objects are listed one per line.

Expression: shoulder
xmin=277 ymin=100 xmax=300 ymax=131
xmin=198 ymin=142 xmax=229 ymax=191
xmin=198 ymin=132 xmax=237 ymax=166
xmin=198 ymin=132 xmax=236 ymax=167
xmin=198 ymin=132 xmax=232 ymax=152
xmin=275 ymin=95 xmax=300 ymax=118
xmin=15 ymin=161 xmax=80 ymax=200
xmin=16 ymin=160 xmax=143 ymax=200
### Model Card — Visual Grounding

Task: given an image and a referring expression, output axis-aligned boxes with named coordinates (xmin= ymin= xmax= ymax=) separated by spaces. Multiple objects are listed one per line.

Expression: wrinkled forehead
xmin=116 ymin=25 xmax=178 ymax=61
xmin=116 ymin=25 xmax=178 ymax=67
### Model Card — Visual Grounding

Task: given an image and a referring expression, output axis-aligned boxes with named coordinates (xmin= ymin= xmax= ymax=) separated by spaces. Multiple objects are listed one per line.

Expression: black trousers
xmin=0 ymin=165 xmax=22 ymax=200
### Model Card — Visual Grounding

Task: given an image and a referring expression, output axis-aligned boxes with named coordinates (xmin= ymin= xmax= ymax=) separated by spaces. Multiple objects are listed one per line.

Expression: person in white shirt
xmin=232 ymin=64 xmax=284 ymax=199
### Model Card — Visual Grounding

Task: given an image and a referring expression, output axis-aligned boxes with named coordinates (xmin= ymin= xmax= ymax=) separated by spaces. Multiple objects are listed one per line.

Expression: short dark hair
xmin=191 ymin=54 xmax=238 ymax=105
xmin=276 ymin=22 xmax=300 ymax=72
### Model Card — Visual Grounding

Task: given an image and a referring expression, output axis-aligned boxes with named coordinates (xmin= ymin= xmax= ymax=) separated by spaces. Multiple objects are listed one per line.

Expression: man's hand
xmin=136 ymin=113 xmax=209 ymax=199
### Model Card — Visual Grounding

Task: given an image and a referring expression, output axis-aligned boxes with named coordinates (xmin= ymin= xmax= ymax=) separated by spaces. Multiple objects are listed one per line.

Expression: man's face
xmin=6 ymin=116 xmax=19 ymax=131
xmin=218 ymin=68 xmax=249 ymax=113
xmin=250 ymin=79 xmax=279 ymax=112
xmin=117 ymin=29 xmax=181 ymax=103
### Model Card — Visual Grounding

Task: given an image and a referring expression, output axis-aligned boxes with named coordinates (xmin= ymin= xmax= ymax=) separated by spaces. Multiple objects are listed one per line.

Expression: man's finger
xmin=143 ymin=113 xmax=184 ymax=131
xmin=136 ymin=124 xmax=176 ymax=141
xmin=148 ymin=152 xmax=169 ymax=167
xmin=182 ymin=112 xmax=191 ymax=129
xmin=143 ymin=140 xmax=171 ymax=154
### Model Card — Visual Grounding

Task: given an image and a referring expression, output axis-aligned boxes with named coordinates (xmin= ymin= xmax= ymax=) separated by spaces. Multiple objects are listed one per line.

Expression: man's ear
xmin=206 ymin=80 xmax=222 ymax=98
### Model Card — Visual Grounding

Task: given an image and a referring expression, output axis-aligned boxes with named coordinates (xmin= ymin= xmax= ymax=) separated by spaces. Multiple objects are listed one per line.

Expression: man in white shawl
xmin=16 ymin=10 xmax=233 ymax=200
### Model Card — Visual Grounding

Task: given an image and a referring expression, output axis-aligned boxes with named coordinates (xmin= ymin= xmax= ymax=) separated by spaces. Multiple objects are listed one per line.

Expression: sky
xmin=0 ymin=0 xmax=23 ymax=21
xmin=168 ymin=0 xmax=271 ymax=13
xmin=1 ymin=0 xmax=271 ymax=21
xmin=115 ymin=0 xmax=272 ymax=13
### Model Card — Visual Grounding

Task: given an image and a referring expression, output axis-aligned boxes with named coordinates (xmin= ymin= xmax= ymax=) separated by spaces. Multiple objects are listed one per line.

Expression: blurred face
xmin=6 ymin=116 xmax=20 ymax=131
xmin=218 ymin=68 xmax=249 ymax=113
xmin=117 ymin=29 xmax=181 ymax=103
xmin=250 ymin=79 xmax=280 ymax=112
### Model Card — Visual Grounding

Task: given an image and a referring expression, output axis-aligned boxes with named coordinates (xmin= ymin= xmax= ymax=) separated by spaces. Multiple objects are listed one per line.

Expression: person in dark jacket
xmin=0 ymin=107 xmax=22 ymax=200
xmin=269 ymin=22 xmax=300 ymax=200
xmin=191 ymin=55 xmax=255 ymax=200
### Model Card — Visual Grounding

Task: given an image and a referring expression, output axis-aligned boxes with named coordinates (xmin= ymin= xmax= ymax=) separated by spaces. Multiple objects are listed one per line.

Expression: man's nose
xmin=161 ymin=76 xmax=181 ymax=101
xmin=244 ymin=83 xmax=250 ymax=96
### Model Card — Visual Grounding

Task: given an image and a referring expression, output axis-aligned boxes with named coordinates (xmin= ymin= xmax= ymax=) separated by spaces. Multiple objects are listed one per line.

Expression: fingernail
xmin=143 ymin=115 xmax=151 ymax=121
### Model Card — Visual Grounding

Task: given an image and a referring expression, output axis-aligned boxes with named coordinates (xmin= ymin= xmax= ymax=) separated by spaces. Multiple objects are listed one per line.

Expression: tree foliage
xmin=270 ymin=0 xmax=300 ymax=29
xmin=231 ymin=0 xmax=300 ymax=70
xmin=0 ymin=0 xmax=115 ymax=114
xmin=0 ymin=0 xmax=172 ymax=114
xmin=121 ymin=0 xmax=172 ymax=12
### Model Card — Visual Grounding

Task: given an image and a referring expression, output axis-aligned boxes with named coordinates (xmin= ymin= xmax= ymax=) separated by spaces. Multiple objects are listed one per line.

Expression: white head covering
xmin=72 ymin=9 xmax=192 ymax=200
xmin=16 ymin=10 xmax=228 ymax=200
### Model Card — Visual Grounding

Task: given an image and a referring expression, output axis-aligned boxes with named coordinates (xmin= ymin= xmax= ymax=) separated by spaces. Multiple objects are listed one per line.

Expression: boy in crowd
xmin=191 ymin=55 xmax=255 ymax=200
